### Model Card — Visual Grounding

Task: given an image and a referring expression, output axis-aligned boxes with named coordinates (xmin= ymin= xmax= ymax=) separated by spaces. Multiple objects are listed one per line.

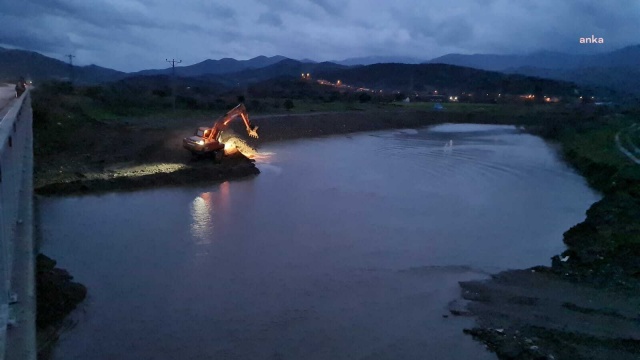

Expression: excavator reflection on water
xmin=183 ymin=103 xmax=259 ymax=160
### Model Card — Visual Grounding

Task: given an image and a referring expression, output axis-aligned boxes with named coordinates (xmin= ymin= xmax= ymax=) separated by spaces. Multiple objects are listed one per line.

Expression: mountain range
xmin=0 ymin=47 xmax=127 ymax=84
xmin=427 ymin=46 xmax=640 ymax=96
xmin=427 ymin=46 xmax=640 ymax=71
xmin=132 ymin=55 xmax=291 ymax=77
xmin=2 ymin=45 xmax=639 ymax=95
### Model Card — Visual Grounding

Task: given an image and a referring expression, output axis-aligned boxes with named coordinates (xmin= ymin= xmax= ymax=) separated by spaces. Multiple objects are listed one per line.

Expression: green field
xmin=561 ymin=116 xmax=635 ymax=169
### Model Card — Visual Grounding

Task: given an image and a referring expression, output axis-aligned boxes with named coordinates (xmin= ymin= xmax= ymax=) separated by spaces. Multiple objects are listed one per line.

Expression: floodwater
xmin=40 ymin=124 xmax=600 ymax=360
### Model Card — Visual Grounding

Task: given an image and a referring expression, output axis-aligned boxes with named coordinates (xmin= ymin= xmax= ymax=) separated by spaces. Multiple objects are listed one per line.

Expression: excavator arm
xmin=207 ymin=103 xmax=259 ymax=142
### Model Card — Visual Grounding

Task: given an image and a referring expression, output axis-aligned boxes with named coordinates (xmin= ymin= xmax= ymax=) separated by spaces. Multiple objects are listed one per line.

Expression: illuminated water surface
xmin=40 ymin=124 xmax=599 ymax=360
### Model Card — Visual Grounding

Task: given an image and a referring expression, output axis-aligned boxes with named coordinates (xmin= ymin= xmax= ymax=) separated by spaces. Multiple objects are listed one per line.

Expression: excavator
xmin=183 ymin=103 xmax=259 ymax=160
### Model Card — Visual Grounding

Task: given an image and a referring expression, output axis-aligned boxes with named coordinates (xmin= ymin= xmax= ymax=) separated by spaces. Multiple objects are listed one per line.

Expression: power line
xmin=165 ymin=58 xmax=182 ymax=76
xmin=166 ymin=58 xmax=182 ymax=111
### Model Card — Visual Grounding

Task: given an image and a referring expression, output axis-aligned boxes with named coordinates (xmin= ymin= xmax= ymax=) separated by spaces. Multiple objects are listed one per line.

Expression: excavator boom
xmin=183 ymin=103 xmax=259 ymax=157
xmin=208 ymin=104 xmax=259 ymax=141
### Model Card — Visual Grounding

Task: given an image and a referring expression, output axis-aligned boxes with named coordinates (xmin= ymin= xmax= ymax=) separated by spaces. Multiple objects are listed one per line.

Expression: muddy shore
xmin=35 ymin=109 xmax=519 ymax=195
xmin=35 ymin=153 xmax=258 ymax=196
xmin=457 ymin=121 xmax=640 ymax=360
xmin=35 ymin=101 xmax=640 ymax=359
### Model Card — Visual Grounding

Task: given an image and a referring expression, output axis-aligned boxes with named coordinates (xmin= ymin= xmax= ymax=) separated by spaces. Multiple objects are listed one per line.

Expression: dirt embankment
xmin=35 ymin=153 xmax=259 ymax=196
xmin=250 ymin=110 xmax=512 ymax=143
xmin=458 ymin=268 xmax=640 ymax=360
xmin=35 ymin=108 xmax=520 ymax=195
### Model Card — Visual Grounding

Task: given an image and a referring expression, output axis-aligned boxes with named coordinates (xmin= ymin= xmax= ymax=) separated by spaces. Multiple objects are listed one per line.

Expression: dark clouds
xmin=257 ymin=13 xmax=283 ymax=27
xmin=0 ymin=0 xmax=638 ymax=71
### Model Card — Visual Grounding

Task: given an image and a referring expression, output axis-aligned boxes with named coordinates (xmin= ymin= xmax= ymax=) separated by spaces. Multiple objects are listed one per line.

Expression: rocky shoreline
xmin=36 ymin=254 xmax=87 ymax=359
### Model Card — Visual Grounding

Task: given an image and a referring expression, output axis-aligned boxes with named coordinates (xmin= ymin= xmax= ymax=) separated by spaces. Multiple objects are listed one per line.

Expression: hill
xmin=197 ymin=59 xmax=348 ymax=87
xmin=427 ymin=45 xmax=640 ymax=95
xmin=314 ymin=63 xmax=580 ymax=96
xmin=120 ymin=60 xmax=586 ymax=101
xmin=509 ymin=66 xmax=640 ymax=97
xmin=333 ymin=56 xmax=425 ymax=66
xmin=132 ymin=55 xmax=291 ymax=77
xmin=428 ymin=46 xmax=640 ymax=71
xmin=0 ymin=47 xmax=127 ymax=84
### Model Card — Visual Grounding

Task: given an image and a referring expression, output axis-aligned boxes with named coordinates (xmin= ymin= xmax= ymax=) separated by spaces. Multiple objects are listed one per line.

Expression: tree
xmin=283 ymin=99 xmax=294 ymax=111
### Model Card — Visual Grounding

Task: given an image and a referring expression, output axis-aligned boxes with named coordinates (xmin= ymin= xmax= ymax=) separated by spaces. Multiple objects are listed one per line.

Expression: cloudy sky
xmin=1 ymin=0 xmax=638 ymax=72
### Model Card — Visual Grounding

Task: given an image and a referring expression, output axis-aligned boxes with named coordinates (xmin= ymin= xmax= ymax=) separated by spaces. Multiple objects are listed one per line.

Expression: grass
xmin=561 ymin=121 xmax=633 ymax=169
xmin=390 ymin=101 xmax=569 ymax=115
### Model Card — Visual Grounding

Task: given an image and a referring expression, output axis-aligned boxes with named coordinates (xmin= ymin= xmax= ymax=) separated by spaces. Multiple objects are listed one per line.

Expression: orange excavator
xmin=183 ymin=103 xmax=259 ymax=160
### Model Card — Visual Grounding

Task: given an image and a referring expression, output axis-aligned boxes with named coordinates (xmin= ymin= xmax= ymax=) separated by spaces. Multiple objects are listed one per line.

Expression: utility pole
xmin=66 ymin=54 xmax=76 ymax=84
xmin=166 ymin=58 xmax=182 ymax=111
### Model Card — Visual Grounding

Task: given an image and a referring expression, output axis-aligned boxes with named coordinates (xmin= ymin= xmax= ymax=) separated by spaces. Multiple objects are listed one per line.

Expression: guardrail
xmin=0 ymin=89 xmax=35 ymax=360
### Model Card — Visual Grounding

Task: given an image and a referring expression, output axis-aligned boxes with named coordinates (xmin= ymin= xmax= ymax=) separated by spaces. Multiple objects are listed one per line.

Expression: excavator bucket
xmin=247 ymin=125 xmax=259 ymax=139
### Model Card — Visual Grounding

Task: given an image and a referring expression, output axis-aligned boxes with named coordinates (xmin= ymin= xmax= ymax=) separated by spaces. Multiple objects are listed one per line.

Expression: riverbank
xmin=34 ymin=87 xmax=640 ymax=358
xmin=33 ymin=88 xmax=574 ymax=195
xmin=459 ymin=115 xmax=640 ymax=359
xmin=36 ymin=254 xmax=87 ymax=359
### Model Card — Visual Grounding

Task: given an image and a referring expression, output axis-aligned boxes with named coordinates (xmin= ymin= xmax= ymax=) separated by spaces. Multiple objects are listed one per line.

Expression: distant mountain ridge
xmin=333 ymin=56 xmax=424 ymax=66
xmin=427 ymin=45 xmax=640 ymax=95
xmin=132 ymin=55 xmax=290 ymax=77
xmin=312 ymin=63 xmax=579 ymax=96
xmin=0 ymin=47 xmax=127 ymax=83
xmin=196 ymin=59 xmax=347 ymax=87
xmin=2 ymin=45 xmax=639 ymax=95
xmin=428 ymin=46 xmax=640 ymax=71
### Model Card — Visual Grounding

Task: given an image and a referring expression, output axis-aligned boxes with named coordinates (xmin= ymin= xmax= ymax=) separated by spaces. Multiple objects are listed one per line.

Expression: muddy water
xmin=40 ymin=124 xmax=599 ymax=360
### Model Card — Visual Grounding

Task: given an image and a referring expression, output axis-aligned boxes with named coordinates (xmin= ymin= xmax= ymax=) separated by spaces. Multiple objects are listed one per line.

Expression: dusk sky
xmin=1 ymin=0 xmax=638 ymax=72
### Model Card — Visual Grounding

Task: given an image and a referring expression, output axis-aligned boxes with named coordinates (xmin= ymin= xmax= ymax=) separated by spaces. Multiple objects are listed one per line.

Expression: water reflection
xmin=189 ymin=182 xmax=231 ymax=249
xmin=190 ymin=193 xmax=212 ymax=244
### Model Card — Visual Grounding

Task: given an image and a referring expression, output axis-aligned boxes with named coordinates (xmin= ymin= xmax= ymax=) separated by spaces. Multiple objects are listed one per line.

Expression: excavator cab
xmin=195 ymin=127 xmax=211 ymax=138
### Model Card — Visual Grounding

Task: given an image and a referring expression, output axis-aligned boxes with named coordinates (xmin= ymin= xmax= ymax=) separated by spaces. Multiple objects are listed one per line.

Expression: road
xmin=0 ymin=84 xmax=16 ymax=119
xmin=615 ymin=124 xmax=640 ymax=165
